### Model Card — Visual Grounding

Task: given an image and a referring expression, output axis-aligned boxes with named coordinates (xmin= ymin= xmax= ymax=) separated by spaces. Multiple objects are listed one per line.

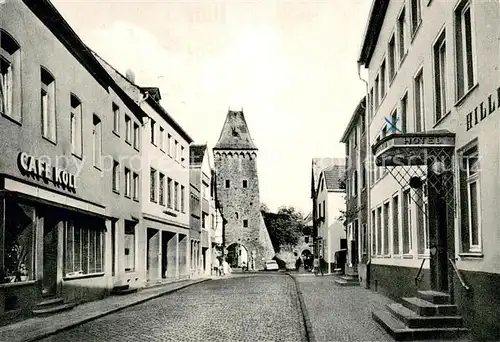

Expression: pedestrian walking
xmin=319 ymin=256 xmax=326 ymax=276
xmin=313 ymin=257 xmax=319 ymax=275
xmin=213 ymin=257 xmax=220 ymax=276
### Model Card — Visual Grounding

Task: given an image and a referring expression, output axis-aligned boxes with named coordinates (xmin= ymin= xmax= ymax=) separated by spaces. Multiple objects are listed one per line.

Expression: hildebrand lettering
xmin=18 ymin=152 xmax=77 ymax=191
xmin=466 ymin=86 xmax=500 ymax=131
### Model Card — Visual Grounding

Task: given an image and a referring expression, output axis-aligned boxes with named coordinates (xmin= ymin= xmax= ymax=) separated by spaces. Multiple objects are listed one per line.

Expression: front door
xmin=42 ymin=212 xmax=59 ymax=297
xmin=428 ymin=172 xmax=453 ymax=293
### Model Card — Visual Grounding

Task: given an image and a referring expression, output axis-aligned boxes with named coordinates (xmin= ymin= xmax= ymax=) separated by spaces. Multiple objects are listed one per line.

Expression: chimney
xmin=125 ymin=69 xmax=135 ymax=83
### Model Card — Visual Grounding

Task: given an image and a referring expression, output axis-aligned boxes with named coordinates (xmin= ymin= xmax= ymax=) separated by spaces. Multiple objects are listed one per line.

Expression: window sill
xmin=433 ymin=110 xmax=452 ymax=128
xmin=1 ymin=113 xmax=22 ymax=126
xmin=42 ymin=135 xmax=57 ymax=146
xmin=63 ymin=272 xmax=104 ymax=281
xmin=417 ymin=254 xmax=431 ymax=259
xmin=112 ymin=189 xmax=120 ymax=195
xmin=112 ymin=130 xmax=120 ymax=138
xmin=151 ymin=142 xmax=157 ymax=147
xmin=94 ymin=165 xmax=102 ymax=172
xmin=410 ymin=20 xmax=422 ymax=44
xmin=133 ymin=198 xmax=139 ymax=202
xmin=125 ymin=270 xmax=136 ymax=273
xmin=134 ymin=146 xmax=140 ymax=152
xmin=0 ymin=280 xmax=36 ymax=288
xmin=402 ymin=254 xmax=414 ymax=259
xmin=459 ymin=252 xmax=484 ymax=259
xmin=125 ymin=194 xmax=131 ymax=199
xmin=72 ymin=152 xmax=83 ymax=160
xmin=160 ymin=148 xmax=165 ymax=154
xmin=455 ymin=83 xmax=479 ymax=108
xmin=125 ymin=140 xmax=132 ymax=146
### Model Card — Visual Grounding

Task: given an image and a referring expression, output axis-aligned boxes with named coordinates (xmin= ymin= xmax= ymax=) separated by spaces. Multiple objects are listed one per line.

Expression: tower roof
xmin=214 ymin=110 xmax=257 ymax=150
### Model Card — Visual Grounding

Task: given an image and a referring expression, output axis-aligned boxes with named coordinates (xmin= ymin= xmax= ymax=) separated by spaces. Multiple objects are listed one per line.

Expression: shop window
xmin=1 ymin=201 xmax=35 ymax=283
xmin=1 ymin=29 xmax=21 ymax=122
xmin=371 ymin=210 xmax=376 ymax=256
xmin=41 ymin=67 xmax=56 ymax=142
xmin=64 ymin=217 xmax=104 ymax=276
xmin=124 ymin=221 xmax=136 ymax=272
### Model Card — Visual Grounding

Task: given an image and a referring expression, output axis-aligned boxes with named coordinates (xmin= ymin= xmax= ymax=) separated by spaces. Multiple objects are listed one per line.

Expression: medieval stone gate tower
xmin=213 ymin=110 xmax=275 ymax=270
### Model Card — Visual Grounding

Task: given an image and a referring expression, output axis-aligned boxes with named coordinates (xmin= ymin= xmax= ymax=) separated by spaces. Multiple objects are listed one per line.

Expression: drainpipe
xmin=357 ymin=61 xmax=371 ymax=288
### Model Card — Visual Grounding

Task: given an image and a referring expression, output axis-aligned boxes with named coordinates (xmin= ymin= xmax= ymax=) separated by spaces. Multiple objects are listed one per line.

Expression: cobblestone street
xmin=293 ymin=275 xmax=394 ymax=342
xmin=40 ymin=274 xmax=306 ymax=342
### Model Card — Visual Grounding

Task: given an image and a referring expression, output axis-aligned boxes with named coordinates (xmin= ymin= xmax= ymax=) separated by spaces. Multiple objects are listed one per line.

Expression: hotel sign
xmin=372 ymin=133 xmax=455 ymax=167
xmin=18 ymin=152 xmax=77 ymax=191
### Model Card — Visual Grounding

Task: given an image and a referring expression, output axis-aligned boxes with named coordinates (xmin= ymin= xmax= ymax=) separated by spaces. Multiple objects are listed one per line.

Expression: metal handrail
xmin=449 ymin=257 xmax=470 ymax=290
xmin=415 ymin=258 xmax=426 ymax=286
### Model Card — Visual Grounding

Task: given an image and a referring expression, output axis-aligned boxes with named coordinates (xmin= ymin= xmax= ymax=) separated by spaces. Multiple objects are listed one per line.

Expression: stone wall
xmin=214 ymin=151 xmax=275 ymax=269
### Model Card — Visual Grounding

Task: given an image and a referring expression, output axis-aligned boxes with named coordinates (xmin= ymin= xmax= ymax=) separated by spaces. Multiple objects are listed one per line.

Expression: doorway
xmin=42 ymin=210 xmax=59 ymax=297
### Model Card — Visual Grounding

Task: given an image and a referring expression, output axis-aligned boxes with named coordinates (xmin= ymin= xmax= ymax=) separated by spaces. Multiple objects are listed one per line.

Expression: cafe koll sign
xmin=17 ymin=152 xmax=77 ymax=191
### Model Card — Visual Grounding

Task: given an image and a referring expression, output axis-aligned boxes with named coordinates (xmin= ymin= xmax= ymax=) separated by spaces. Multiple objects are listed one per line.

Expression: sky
xmin=52 ymin=0 xmax=372 ymax=215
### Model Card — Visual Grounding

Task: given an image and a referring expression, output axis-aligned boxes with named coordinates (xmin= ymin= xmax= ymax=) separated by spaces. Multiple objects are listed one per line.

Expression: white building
xmin=314 ymin=163 xmax=346 ymax=273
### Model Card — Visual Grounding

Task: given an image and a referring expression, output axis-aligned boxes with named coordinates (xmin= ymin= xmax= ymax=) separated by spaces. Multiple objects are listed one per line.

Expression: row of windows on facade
xmin=0 ymin=32 xmax=142 ymax=164
xmin=367 ymin=0 xmax=476 ymax=137
xmin=225 ymin=179 xmax=248 ymax=188
xmin=359 ymin=145 xmax=480 ymax=258
xmin=149 ymin=118 xmax=186 ymax=166
xmin=0 ymin=30 xmax=188 ymax=169
xmin=346 ymin=0 xmax=477 ymax=192
xmin=345 ymin=0 xmax=476 ymax=155
xmin=150 ymin=168 xmax=185 ymax=212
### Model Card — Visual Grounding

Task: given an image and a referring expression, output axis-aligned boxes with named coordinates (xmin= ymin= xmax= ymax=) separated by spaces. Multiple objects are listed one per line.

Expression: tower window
xmin=225 ymin=180 xmax=230 ymax=188
xmin=243 ymin=180 xmax=248 ymax=188
xmin=243 ymin=219 xmax=248 ymax=227
xmin=235 ymin=212 xmax=239 ymax=219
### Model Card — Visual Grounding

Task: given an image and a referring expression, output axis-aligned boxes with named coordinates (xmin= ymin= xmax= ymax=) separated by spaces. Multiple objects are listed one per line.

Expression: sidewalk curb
xmin=286 ymin=273 xmax=316 ymax=342
xmin=29 ymin=278 xmax=211 ymax=342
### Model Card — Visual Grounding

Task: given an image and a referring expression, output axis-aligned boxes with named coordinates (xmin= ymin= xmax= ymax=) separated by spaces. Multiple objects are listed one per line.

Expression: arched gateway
xmin=213 ymin=110 xmax=275 ymax=270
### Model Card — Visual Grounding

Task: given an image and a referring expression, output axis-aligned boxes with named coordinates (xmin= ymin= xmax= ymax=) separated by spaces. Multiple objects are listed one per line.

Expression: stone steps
xmin=335 ymin=275 xmax=359 ymax=286
xmin=32 ymin=297 xmax=76 ymax=316
xmin=372 ymin=290 xmax=468 ymax=340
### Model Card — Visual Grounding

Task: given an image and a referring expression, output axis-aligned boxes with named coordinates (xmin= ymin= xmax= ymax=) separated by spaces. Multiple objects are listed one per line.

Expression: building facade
xmin=314 ymin=164 xmax=346 ymax=273
xmin=340 ymin=97 xmax=370 ymax=286
xmin=0 ymin=0 xmax=152 ymax=320
xmin=213 ymin=110 xmax=275 ymax=270
xmin=94 ymin=49 xmax=194 ymax=283
xmin=359 ymin=0 xmax=500 ymax=339
xmin=189 ymin=144 xmax=216 ymax=277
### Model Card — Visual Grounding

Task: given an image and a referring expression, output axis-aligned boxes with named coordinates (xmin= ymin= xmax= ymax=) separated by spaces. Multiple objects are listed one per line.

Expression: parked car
xmin=264 ymin=260 xmax=279 ymax=271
